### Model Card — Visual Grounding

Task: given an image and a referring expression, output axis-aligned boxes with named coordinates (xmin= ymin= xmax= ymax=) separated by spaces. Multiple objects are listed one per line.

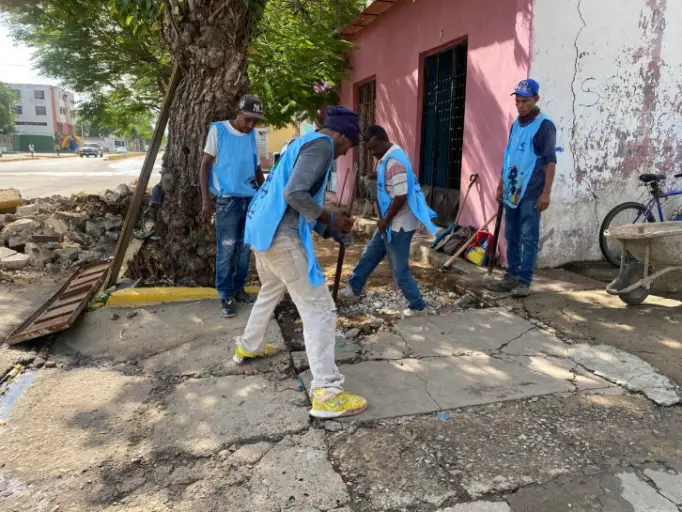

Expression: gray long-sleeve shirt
xmin=275 ymin=138 xmax=333 ymax=239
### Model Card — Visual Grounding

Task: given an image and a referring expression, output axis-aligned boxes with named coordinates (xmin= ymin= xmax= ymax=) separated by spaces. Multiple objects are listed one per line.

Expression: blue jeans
xmin=505 ymin=198 xmax=541 ymax=285
xmin=348 ymin=228 xmax=425 ymax=311
xmin=215 ymin=196 xmax=252 ymax=299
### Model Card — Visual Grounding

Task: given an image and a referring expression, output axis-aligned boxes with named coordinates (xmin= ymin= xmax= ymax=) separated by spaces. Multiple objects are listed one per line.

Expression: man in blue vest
xmin=488 ymin=79 xmax=557 ymax=298
xmin=339 ymin=125 xmax=439 ymax=317
xmin=232 ymin=107 xmax=368 ymax=419
xmin=200 ymin=94 xmax=266 ymax=318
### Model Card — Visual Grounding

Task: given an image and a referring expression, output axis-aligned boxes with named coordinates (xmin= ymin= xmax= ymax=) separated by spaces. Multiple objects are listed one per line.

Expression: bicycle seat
xmin=639 ymin=173 xmax=665 ymax=183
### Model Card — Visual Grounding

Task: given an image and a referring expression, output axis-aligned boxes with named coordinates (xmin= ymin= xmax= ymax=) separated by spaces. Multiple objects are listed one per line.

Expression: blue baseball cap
xmin=512 ymin=79 xmax=540 ymax=97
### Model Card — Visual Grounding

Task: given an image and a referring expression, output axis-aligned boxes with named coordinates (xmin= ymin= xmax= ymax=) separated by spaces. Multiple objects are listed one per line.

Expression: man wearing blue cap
xmin=488 ymin=79 xmax=557 ymax=297
xmin=232 ymin=106 xmax=368 ymax=419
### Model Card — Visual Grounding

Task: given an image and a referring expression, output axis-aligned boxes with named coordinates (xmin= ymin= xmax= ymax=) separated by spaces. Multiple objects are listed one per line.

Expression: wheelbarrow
xmin=604 ymin=222 xmax=682 ymax=305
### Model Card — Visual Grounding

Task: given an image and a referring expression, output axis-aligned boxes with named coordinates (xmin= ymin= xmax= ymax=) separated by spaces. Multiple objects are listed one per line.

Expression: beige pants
xmin=238 ymin=236 xmax=344 ymax=394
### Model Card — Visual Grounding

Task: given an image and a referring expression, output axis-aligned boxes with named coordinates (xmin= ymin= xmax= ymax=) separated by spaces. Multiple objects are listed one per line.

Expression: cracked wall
xmin=532 ymin=0 xmax=682 ymax=266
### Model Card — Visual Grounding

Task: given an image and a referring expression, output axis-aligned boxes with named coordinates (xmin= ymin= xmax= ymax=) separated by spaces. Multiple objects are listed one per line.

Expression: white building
xmin=9 ymin=83 xmax=77 ymax=152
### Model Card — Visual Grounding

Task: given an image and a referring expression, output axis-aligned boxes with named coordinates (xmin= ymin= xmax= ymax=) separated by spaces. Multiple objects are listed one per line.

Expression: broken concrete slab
xmin=77 ymin=249 xmax=103 ymax=263
xmin=439 ymin=503 xmax=511 ymax=512
xmin=568 ymin=343 xmax=681 ymax=406
xmin=301 ymin=353 xmax=576 ymax=421
xmin=0 ymin=368 xmax=152 ymax=479
xmin=142 ymin=321 xmax=290 ymax=377
xmin=0 ymin=252 xmax=30 ymax=270
xmin=405 ymin=354 xmax=575 ymax=411
xmin=249 ymin=430 xmax=350 ymax=511
xmin=505 ymin=470 xmax=677 ymax=512
xmin=363 ymin=308 xmax=535 ymax=360
xmin=291 ymin=338 xmax=360 ymax=373
xmin=0 ymin=218 xmax=40 ymax=239
xmin=500 ymin=328 xmax=571 ymax=358
xmin=23 ymin=242 xmax=54 ymax=267
xmin=150 ymin=375 xmax=310 ymax=457
xmin=15 ymin=203 xmax=39 ymax=217
xmin=301 ymin=360 xmax=439 ymax=420
xmin=617 ymin=472 xmax=678 ymax=511
xmin=0 ymin=246 xmax=16 ymax=260
xmin=514 ymin=289 xmax=682 ymax=386
xmin=226 ymin=441 xmax=274 ymax=466
xmin=643 ymin=468 xmax=682 ymax=505
xmin=56 ymin=247 xmax=79 ymax=262
xmin=500 ymin=355 xmax=613 ymax=391
xmin=60 ymin=301 xmax=289 ymax=379
xmin=46 ymin=213 xmax=69 ymax=234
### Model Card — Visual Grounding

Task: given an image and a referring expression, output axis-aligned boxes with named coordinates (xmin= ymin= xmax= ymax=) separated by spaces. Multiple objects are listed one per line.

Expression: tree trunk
xmin=131 ymin=0 xmax=263 ymax=286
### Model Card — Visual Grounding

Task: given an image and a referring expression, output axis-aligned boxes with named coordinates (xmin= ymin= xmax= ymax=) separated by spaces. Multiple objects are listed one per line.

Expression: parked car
xmin=114 ymin=146 xmax=129 ymax=154
xmin=78 ymin=143 xmax=104 ymax=158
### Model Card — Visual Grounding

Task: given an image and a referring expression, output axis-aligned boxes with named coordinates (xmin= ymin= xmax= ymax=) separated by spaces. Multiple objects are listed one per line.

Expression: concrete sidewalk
xmin=2 ymin=233 xmax=682 ymax=510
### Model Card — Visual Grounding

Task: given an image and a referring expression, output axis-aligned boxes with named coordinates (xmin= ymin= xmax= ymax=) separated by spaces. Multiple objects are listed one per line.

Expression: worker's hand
xmin=333 ymin=231 xmax=353 ymax=248
xmin=496 ymin=186 xmax=503 ymax=203
xmin=537 ymin=192 xmax=551 ymax=212
xmin=202 ymin=200 xmax=213 ymax=219
xmin=377 ymin=217 xmax=389 ymax=233
xmin=331 ymin=213 xmax=354 ymax=233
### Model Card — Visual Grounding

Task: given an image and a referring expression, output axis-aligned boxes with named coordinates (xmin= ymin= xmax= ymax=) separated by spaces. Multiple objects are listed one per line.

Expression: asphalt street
xmin=0 ymin=154 xmax=162 ymax=198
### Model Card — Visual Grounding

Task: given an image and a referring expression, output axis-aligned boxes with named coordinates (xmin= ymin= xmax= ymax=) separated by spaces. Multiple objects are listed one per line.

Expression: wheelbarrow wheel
xmin=619 ymin=287 xmax=649 ymax=306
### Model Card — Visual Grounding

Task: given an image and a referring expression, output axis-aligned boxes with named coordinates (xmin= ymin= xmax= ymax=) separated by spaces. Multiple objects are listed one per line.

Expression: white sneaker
xmin=403 ymin=308 xmax=427 ymax=318
xmin=338 ymin=285 xmax=362 ymax=304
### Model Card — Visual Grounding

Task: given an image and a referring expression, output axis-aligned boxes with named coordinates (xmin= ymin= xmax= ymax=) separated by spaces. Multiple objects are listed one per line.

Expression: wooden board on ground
xmin=4 ymin=261 xmax=110 ymax=345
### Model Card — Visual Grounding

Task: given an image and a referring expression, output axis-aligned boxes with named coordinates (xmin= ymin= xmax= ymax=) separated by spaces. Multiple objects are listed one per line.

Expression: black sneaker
xmin=234 ymin=289 xmax=256 ymax=304
xmin=486 ymin=275 xmax=518 ymax=293
xmin=221 ymin=298 xmax=236 ymax=318
xmin=511 ymin=283 xmax=531 ymax=298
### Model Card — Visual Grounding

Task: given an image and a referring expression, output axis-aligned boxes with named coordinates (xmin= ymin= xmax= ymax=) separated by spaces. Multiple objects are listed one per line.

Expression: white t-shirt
xmin=382 ymin=145 xmax=420 ymax=233
xmin=203 ymin=120 xmax=247 ymax=156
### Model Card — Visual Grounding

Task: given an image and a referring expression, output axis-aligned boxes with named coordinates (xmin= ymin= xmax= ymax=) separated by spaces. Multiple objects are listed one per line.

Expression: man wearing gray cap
xmin=200 ymin=94 xmax=267 ymax=318
xmin=233 ymin=106 xmax=368 ymax=419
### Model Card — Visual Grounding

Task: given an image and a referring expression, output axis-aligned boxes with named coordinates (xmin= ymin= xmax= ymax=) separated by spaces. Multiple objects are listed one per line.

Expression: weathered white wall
xmin=532 ymin=0 xmax=682 ymax=266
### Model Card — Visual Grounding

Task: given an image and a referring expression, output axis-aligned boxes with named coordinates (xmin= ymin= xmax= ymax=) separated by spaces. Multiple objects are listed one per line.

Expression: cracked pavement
xmin=1 ymin=273 xmax=682 ymax=510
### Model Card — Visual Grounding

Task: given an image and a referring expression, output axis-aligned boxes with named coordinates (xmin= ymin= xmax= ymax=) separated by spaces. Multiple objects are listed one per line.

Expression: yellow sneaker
xmin=310 ymin=389 xmax=368 ymax=419
xmin=232 ymin=343 xmax=277 ymax=364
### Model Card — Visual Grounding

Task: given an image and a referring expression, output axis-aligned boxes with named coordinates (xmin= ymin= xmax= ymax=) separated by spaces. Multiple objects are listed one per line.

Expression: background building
xmin=333 ymin=0 xmax=682 ymax=267
xmin=9 ymin=83 xmax=77 ymax=152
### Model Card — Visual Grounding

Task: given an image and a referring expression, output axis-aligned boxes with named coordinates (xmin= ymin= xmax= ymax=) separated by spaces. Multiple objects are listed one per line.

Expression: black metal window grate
xmin=420 ymin=41 xmax=468 ymax=191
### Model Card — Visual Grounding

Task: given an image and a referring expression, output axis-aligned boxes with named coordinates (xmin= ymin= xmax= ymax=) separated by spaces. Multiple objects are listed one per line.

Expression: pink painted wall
xmin=336 ymin=0 xmax=533 ymax=237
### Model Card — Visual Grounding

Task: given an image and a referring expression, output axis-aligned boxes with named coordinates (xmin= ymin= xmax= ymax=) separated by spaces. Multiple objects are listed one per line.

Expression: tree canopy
xmin=0 ymin=82 xmax=16 ymax=135
xmin=1 ymin=0 xmax=363 ymax=131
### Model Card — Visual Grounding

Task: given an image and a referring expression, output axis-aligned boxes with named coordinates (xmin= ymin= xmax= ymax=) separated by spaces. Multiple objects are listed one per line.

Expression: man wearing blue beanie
xmin=233 ymin=106 xmax=369 ymax=419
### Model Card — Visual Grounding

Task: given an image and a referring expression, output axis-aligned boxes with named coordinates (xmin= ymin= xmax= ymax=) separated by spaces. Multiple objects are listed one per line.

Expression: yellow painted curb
xmin=107 ymin=285 xmax=261 ymax=307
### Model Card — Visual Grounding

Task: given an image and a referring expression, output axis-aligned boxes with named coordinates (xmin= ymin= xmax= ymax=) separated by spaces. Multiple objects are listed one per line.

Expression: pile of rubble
xmin=0 ymin=185 xmax=133 ymax=273
xmin=339 ymin=288 xmax=464 ymax=318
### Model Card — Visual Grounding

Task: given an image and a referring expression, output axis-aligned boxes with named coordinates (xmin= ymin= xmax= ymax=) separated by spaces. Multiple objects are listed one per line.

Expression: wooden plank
xmin=104 ymin=64 xmax=182 ymax=289
xmin=4 ymin=262 xmax=109 ymax=345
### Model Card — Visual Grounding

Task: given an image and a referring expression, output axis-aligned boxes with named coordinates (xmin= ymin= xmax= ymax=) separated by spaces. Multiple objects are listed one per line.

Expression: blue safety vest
xmin=502 ymin=113 xmax=549 ymax=208
xmin=209 ymin=122 xmax=259 ymax=197
xmin=376 ymin=145 xmax=439 ymax=242
xmin=244 ymin=132 xmax=333 ymax=286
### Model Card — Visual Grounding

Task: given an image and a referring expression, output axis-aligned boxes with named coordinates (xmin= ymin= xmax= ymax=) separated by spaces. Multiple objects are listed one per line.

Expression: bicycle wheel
xmin=599 ymin=202 xmax=656 ymax=267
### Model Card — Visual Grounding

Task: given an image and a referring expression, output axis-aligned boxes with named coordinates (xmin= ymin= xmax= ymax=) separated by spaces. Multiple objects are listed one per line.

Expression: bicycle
xmin=599 ymin=172 xmax=682 ymax=266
